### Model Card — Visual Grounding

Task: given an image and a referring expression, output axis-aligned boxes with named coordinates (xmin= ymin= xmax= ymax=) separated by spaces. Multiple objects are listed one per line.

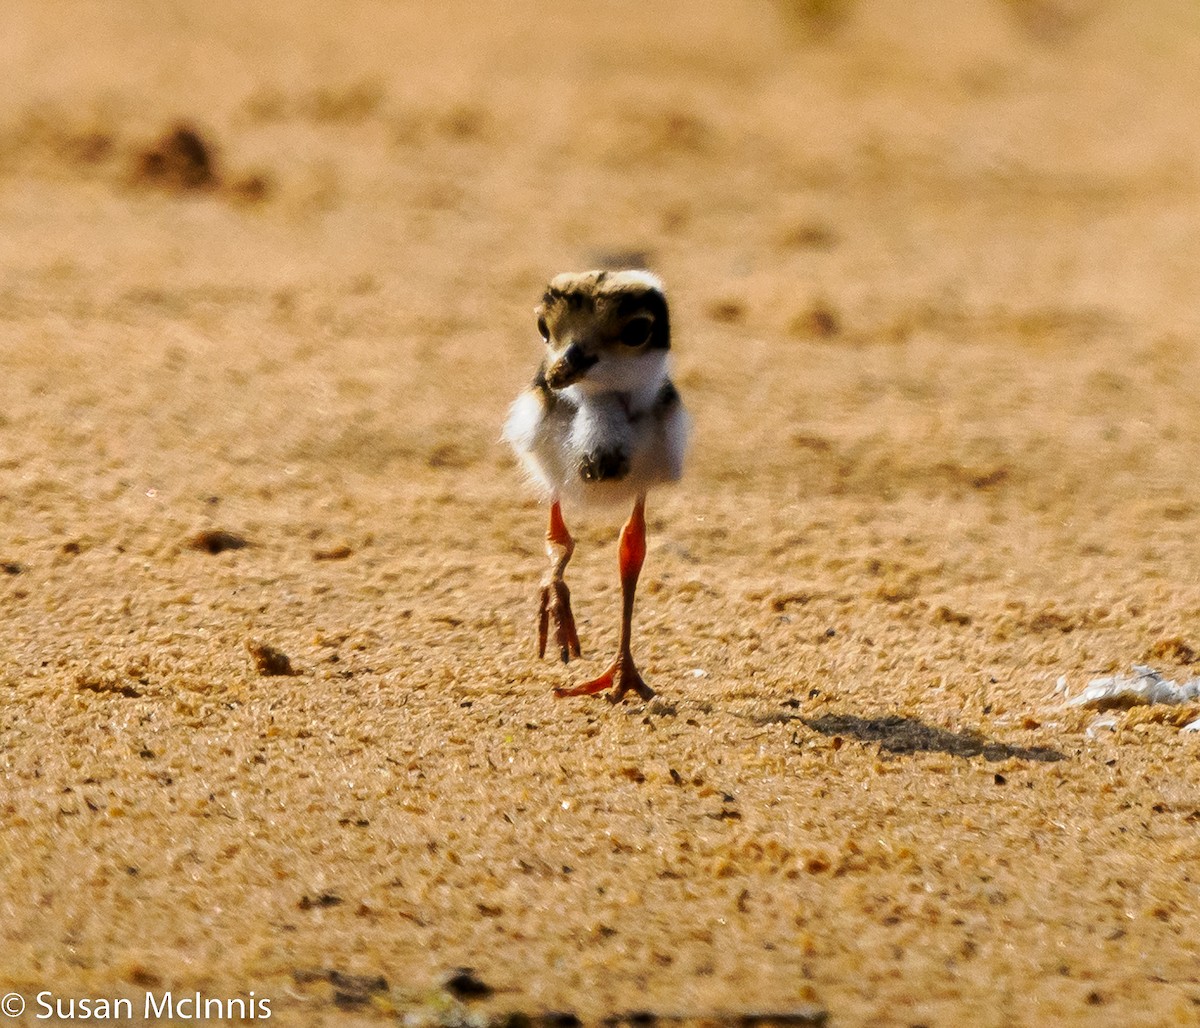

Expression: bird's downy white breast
xmin=503 ymin=366 xmax=688 ymax=510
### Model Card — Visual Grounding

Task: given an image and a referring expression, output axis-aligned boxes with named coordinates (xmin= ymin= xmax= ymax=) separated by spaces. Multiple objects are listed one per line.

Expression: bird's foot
xmin=553 ymin=654 xmax=654 ymax=703
xmin=537 ymin=579 xmax=581 ymax=663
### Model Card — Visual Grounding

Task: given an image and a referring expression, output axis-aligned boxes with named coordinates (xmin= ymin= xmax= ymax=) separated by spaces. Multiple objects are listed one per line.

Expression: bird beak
xmin=545 ymin=344 xmax=597 ymax=389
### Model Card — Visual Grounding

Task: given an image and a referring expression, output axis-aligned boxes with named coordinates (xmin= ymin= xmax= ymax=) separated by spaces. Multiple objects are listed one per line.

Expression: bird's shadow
xmin=800 ymin=713 xmax=1065 ymax=763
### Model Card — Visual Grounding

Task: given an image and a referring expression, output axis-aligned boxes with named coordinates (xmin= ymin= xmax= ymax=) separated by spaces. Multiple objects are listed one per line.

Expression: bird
xmin=503 ymin=269 xmax=689 ymax=702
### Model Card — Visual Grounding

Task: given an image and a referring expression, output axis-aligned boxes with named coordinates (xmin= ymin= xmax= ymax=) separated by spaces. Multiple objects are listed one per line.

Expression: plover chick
xmin=503 ymin=269 xmax=689 ymax=701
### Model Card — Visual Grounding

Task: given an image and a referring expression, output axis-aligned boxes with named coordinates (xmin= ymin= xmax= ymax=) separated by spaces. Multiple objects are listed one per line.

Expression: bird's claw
xmin=553 ymin=655 xmax=654 ymax=702
xmin=537 ymin=579 xmax=581 ymax=663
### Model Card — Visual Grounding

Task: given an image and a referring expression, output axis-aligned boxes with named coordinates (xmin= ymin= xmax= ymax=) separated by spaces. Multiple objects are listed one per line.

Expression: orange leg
xmin=555 ymin=495 xmax=654 ymax=702
xmin=537 ymin=499 xmax=581 ymax=663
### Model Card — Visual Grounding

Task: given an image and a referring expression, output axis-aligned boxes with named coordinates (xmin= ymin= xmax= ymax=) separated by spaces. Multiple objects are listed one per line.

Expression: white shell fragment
xmin=1066 ymin=665 xmax=1200 ymax=711
xmin=1085 ymin=717 xmax=1118 ymax=738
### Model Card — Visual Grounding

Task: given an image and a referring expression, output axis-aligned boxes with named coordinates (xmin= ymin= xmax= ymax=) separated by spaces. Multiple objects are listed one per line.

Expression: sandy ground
xmin=3 ymin=1 xmax=1200 ymax=1025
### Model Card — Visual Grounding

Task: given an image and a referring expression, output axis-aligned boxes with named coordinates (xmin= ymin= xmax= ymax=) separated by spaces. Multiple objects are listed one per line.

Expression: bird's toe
xmin=538 ymin=580 xmax=581 ymax=663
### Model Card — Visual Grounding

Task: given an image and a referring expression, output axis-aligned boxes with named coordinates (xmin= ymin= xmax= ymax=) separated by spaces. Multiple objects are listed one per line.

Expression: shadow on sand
xmin=801 ymin=714 xmax=1065 ymax=763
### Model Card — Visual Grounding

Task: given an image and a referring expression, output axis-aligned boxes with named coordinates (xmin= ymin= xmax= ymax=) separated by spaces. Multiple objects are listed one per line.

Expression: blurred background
xmin=4 ymin=0 xmax=1200 ymax=507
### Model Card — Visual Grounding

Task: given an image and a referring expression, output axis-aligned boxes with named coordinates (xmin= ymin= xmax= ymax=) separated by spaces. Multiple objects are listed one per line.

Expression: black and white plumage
xmin=503 ymin=269 xmax=688 ymax=509
xmin=503 ymin=269 xmax=689 ymax=701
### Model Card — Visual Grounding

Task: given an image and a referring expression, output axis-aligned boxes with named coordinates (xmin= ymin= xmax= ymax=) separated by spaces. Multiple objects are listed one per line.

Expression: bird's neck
xmin=568 ymin=352 xmax=669 ymax=414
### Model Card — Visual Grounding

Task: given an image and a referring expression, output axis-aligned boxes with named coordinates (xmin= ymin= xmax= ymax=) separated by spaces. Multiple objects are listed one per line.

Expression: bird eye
xmin=618 ymin=317 xmax=653 ymax=348
xmin=537 ymin=316 xmax=550 ymax=342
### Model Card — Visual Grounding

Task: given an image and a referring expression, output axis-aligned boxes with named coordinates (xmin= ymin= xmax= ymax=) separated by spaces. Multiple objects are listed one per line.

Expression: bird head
xmin=536 ymin=270 xmax=671 ymax=394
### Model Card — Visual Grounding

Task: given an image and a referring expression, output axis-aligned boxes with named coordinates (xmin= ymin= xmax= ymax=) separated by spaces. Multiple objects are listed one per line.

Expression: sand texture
xmin=3 ymin=1 xmax=1200 ymax=1025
